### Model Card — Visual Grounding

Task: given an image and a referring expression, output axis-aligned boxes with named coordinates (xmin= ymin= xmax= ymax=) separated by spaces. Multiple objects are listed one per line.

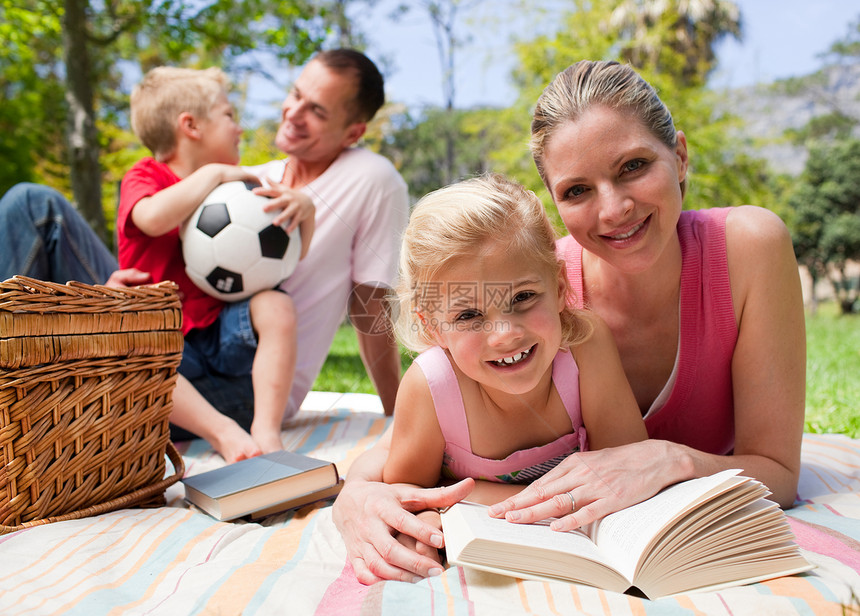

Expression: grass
xmin=311 ymin=324 xmax=415 ymax=396
xmin=315 ymin=304 xmax=860 ymax=438
xmin=804 ymin=303 xmax=860 ymax=438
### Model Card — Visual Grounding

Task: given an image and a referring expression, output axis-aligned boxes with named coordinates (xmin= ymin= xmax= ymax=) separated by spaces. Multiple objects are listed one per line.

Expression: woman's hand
xmin=332 ymin=477 xmax=474 ymax=584
xmin=488 ymin=441 xmax=692 ymax=531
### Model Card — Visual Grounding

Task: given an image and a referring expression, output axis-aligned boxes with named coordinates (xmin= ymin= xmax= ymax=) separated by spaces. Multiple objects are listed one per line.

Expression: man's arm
xmin=349 ymin=283 xmax=400 ymax=416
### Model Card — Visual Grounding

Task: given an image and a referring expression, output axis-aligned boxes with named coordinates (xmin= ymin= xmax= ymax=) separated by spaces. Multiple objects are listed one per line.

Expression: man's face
xmin=274 ymin=60 xmax=366 ymax=165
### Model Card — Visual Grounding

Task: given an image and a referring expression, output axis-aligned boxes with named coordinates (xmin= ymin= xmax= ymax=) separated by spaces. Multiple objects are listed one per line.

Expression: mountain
xmin=718 ymin=63 xmax=860 ymax=175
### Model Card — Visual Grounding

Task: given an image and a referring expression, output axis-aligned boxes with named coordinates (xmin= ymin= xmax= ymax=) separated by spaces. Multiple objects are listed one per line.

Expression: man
xmin=245 ymin=48 xmax=407 ymax=418
xmin=0 ymin=49 xmax=407 ymax=446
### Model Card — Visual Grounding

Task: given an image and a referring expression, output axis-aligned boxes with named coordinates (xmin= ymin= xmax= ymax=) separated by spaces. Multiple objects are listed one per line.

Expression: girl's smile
xmin=488 ymin=343 xmax=536 ymax=368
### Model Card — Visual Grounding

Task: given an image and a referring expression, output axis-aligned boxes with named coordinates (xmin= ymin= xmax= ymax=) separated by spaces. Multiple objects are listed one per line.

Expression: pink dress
xmin=414 ymin=346 xmax=588 ymax=484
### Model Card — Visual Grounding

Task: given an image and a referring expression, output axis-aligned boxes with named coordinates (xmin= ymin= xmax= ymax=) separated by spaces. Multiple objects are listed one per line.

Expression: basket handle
xmin=0 ymin=441 xmax=186 ymax=534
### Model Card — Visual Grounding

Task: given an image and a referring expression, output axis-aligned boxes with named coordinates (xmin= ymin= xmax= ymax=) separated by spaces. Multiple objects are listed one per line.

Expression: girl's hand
xmin=394 ymin=510 xmax=444 ymax=574
xmin=488 ymin=440 xmax=691 ymax=531
xmin=333 ymin=478 xmax=474 ymax=584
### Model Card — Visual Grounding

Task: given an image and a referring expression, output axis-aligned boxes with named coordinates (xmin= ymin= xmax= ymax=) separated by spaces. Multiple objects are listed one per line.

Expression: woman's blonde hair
xmin=395 ymin=173 xmax=592 ymax=352
xmin=530 ymin=60 xmax=685 ymax=196
xmin=130 ymin=66 xmax=230 ymax=161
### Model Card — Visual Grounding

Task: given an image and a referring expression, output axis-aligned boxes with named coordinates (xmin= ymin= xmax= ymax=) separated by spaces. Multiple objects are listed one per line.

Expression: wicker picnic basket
xmin=0 ymin=276 xmax=186 ymax=534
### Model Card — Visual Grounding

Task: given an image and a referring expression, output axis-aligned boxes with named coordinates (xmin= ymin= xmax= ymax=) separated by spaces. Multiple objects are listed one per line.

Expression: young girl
xmin=382 ymin=174 xmax=647 ymax=525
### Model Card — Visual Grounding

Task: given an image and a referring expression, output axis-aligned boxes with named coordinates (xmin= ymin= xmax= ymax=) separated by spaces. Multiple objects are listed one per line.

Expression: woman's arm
xmin=717 ymin=205 xmax=806 ymax=506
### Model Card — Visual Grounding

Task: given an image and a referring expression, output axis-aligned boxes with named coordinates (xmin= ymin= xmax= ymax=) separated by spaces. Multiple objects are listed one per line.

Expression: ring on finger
xmin=566 ymin=491 xmax=576 ymax=513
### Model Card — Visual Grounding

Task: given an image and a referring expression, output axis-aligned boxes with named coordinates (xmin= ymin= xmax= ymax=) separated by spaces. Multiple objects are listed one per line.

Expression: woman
xmin=332 ymin=60 xmax=806 ymax=584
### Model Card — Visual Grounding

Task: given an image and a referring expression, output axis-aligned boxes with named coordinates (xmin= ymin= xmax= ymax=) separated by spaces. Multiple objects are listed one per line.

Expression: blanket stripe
xmin=1 ymin=405 xmax=860 ymax=616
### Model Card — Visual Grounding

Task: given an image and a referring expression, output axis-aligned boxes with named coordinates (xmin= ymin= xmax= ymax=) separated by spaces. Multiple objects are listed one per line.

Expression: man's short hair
xmin=130 ymin=66 xmax=230 ymax=161
xmin=314 ymin=49 xmax=385 ymax=123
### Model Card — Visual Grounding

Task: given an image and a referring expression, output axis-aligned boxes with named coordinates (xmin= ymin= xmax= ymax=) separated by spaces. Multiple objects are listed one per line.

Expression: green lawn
xmin=804 ymin=303 xmax=860 ymax=437
xmin=315 ymin=305 xmax=860 ymax=438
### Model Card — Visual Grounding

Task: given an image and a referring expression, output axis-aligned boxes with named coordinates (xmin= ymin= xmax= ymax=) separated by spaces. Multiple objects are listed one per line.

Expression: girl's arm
xmin=573 ymin=315 xmax=648 ymax=449
xmin=382 ymin=362 xmax=446 ymax=487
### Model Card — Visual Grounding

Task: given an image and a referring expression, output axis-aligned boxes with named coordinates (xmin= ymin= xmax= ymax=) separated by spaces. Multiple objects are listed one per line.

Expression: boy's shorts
xmin=172 ymin=300 xmax=258 ymax=440
xmin=179 ymin=299 xmax=258 ymax=380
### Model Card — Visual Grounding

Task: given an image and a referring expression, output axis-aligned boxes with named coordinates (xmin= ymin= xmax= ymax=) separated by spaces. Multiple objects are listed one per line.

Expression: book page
xmin=442 ymin=502 xmax=631 ymax=591
xmin=592 ymin=470 xmax=744 ymax=580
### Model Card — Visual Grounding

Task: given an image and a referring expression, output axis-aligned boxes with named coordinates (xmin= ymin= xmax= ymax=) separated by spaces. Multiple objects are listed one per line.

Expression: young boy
xmin=118 ymin=66 xmax=315 ymax=462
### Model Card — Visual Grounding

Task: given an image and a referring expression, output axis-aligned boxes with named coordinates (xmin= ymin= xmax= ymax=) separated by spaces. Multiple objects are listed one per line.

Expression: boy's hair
xmin=313 ymin=48 xmax=385 ymax=123
xmin=531 ymin=60 xmax=685 ymax=197
xmin=130 ymin=66 xmax=230 ymax=161
xmin=394 ymin=173 xmax=593 ymax=352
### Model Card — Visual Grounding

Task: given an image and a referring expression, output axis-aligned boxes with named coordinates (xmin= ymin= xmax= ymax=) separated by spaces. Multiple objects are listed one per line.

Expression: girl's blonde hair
xmin=530 ymin=60 xmax=685 ymax=197
xmin=130 ymin=66 xmax=230 ymax=161
xmin=395 ymin=173 xmax=593 ymax=352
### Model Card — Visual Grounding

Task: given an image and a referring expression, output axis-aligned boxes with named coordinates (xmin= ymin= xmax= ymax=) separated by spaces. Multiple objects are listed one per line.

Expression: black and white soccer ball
xmin=180 ymin=181 xmax=301 ymax=302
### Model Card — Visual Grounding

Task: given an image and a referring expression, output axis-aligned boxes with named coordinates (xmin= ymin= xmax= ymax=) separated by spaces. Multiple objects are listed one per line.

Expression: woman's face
xmin=541 ymin=106 xmax=688 ymax=274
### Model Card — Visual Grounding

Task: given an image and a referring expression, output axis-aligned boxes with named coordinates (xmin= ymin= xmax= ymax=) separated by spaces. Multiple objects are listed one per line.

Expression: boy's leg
xmin=174 ymin=316 xmax=261 ymax=463
xmin=170 ymin=374 xmax=262 ymax=463
xmin=0 ymin=183 xmax=118 ymax=283
xmin=247 ymin=290 xmax=298 ymax=453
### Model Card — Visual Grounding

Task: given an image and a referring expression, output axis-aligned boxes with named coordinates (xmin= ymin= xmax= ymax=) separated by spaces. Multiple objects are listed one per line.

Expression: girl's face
xmin=423 ymin=240 xmax=567 ymax=396
xmin=541 ymin=106 xmax=688 ymax=274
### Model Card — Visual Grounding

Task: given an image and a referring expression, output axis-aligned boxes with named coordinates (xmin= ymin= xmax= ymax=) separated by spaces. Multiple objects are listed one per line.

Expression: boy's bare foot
xmin=212 ymin=423 xmax=263 ymax=463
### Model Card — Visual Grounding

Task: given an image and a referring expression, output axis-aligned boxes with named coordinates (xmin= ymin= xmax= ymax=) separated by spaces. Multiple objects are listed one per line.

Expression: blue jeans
xmin=0 ymin=183 xmax=118 ymax=283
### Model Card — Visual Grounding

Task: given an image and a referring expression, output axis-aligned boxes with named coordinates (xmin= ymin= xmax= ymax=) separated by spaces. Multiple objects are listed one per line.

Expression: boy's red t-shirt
xmin=118 ymin=157 xmax=223 ymax=334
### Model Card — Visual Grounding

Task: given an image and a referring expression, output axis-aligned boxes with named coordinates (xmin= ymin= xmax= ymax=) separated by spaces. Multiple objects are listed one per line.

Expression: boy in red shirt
xmin=118 ymin=67 xmax=314 ymax=462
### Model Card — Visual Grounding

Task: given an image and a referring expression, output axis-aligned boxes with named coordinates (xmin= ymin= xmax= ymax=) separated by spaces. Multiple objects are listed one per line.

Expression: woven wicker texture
xmin=0 ymin=276 xmax=185 ymax=533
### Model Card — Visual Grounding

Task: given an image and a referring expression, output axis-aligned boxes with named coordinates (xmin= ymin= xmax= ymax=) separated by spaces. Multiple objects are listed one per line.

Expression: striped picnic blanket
xmin=1 ymin=393 xmax=859 ymax=615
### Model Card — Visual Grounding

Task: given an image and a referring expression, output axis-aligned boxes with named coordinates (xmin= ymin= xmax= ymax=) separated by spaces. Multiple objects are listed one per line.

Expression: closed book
xmin=249 ymin=479 xmax=344 ymax=520
xmin=182 ymin=451 xmax=340 ymax=521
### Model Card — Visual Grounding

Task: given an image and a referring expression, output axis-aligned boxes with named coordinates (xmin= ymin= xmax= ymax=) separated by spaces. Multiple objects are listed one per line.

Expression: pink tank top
xmin=556 ymin=208 xmax=737 ymax=454
xmin=414 ymin=346 xmax=588 ymax=484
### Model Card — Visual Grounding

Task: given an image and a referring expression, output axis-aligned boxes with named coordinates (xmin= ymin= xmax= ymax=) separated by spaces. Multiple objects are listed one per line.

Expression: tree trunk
xmin=63 ymin=0 xmax=108 ymax=245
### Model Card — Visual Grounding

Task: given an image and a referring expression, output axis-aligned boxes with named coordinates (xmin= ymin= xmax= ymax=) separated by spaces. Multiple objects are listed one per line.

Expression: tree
xmin=0 ymin=2 xmax=67 ymax=195
xmin=2 ymin=0 xmax=333 ymax=243
xmin=788 ymin=138 xmax=860 ymax=314
xmin=389 ymin=0 xmax=483 ymax=185
xmin=608 ymin=0 xmax=741 ymax=87
xmin=379 ymin=105 xmax=503 ymax=200
xmin=499 ymin=0 xmax=767 ymax=224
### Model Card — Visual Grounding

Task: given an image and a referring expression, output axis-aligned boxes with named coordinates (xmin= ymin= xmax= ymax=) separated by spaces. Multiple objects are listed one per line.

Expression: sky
xmin=244 ymin=0 xmax=859 ymax=119
xmin=359 ymin=0 xmax=860 ymax=108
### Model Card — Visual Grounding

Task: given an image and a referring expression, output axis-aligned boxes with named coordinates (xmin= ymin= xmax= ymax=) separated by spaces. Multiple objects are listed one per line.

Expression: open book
xmin=441 ymin=470 xmax=813 ymax=599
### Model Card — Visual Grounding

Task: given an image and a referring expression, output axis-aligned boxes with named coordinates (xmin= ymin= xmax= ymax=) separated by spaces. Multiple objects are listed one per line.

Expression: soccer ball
xmin=180 ymin=180 xmax=302 ymax=302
